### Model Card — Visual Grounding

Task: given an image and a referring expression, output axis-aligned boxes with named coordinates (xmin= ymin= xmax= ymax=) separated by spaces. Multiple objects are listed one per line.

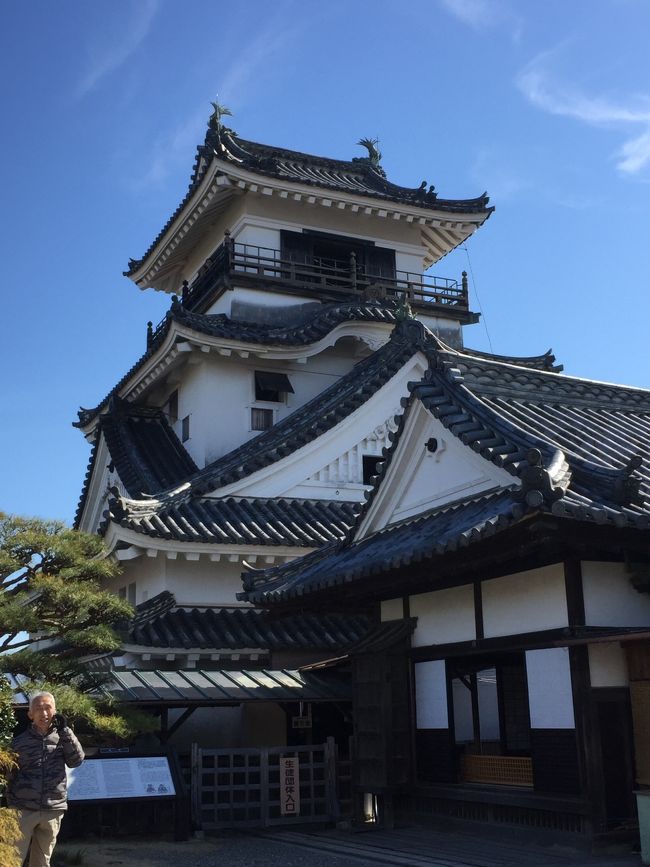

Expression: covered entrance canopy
xmin=10 ymin=668 xmax=352 ymax=743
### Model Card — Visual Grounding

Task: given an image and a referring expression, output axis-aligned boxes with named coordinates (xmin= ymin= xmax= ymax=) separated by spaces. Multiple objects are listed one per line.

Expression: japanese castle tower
xmin=74 ymin=107 xmax=492 ymax=659
xmin=74 ymin=107 xmax=650 ymax=838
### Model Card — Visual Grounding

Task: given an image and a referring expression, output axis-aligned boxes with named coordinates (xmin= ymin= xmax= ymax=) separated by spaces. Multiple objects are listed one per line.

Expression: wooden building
xmin=241 ymin=319 xmax=650 ymax=838
xmin=73 ymin=108 xmax=491 ymax=752
xmin=72 ymin=107 xmax=650 ymax=838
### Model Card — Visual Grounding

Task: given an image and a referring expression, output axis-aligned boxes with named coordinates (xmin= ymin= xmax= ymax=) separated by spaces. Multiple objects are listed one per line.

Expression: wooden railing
xmin=183 ymin=235 xmax=468 ymax=311
xmin=147 ymin=235 xmax=471 ymax=347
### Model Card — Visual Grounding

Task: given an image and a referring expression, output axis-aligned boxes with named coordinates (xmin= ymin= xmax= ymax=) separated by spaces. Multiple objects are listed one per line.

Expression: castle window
xmin=251 ymin=407 xmax=274 ymax=431
xmin=362 ymin=455 xmax=382 ymax=485
xmin=181 ymin=415 xmax=190 ymax=442
xmin=254 ymin=371 xmax=294 ymax=402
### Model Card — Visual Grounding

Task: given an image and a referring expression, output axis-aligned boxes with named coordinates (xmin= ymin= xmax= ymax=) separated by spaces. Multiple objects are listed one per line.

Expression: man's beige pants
xmin=15 ymin=808 xmax=65 ymax=867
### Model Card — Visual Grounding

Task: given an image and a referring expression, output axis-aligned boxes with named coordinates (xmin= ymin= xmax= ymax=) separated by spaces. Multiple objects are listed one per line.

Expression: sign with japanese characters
xmin=279 ymin=756 xmax=300 ymax=816
xmin=67 ymin=756 xmax=176 ymax=801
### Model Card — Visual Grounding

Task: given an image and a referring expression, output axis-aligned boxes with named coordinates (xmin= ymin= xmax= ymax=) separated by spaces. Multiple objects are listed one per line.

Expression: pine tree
xmin=0 ymin=512 xmax=154 ymax=740
xmin=0 ymin=678 xmax=20 ymax=867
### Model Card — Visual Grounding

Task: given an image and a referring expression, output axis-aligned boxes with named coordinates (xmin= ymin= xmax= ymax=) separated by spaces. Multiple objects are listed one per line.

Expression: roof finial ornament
xmin=355 ymin=137 xmax=387 ymax=178
xmin=395 ymin=297 xmax=414 ymax=321
xmin=209 ymin=99 xmax=233 ymax=131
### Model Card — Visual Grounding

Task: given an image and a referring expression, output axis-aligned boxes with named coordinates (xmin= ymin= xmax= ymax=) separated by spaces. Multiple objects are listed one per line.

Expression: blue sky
xmin=1 ymin=0 xmax=649 ymax=524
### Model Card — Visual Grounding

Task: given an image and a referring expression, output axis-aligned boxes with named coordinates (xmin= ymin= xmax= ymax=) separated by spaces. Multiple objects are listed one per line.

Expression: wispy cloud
xmin=438 ymin=0 xmax=522 ymax=40
xmin=129 ymin=13 xmax=301 ymax=193
xmin=75 ymin=0 xmax=159 ymax=99
xmin=517 ymin=49 xmax=650 ymax=175
xmin=470 ymin=147 xmax=530 ymax=200
xmin=214 ymin=17 xmax=302 ymax=108
xmin=439 ymin=0 xmax=494 ymax=29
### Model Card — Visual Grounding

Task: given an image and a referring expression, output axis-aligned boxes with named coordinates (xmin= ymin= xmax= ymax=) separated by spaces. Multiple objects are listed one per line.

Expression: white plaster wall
xmin=110 ymin=556 xmax=248 ymax=607
xmin=588 ymin=642 xmax=629 ymax=688
xmin=410 ymin=584 xmax=476 ymax=647
xmin=582 ymin=561 xmax=650 ymax=627
xmin=415 ymin=660 xmax=448 ymax=728
xmin=526 ymin=647 xmax=575 ymax=728
xmin=235 ymin=224 xmax=280 ymax=251
xmin=206 ymin=287 xmax=315 ymax=316
xmin=225 ymin=355 xmax=427 ymax=499
xmin=482 ymin=564 xmax=568 ymax=639
xmin=163 ymin=558 xmax=246 ymax=606
xmin=114 ymin=555 xmax=168 ymax=604
xmin=392 ymin=422 xmax=510 ymax=521
xmin=359 ymin=402 xmax=514 ymax=537
xmin=381 ymin=598 xmax=404 ymax=622
xmin=165 ymin=346 xmax=359 ymax=468
xmin=395 ymin=251 xmax=425 ymax=274
xmin=230 ymin=197 xmax=429 ymax=251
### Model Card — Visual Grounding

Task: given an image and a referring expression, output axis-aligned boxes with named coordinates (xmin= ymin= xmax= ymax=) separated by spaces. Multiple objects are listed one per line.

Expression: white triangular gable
xmin=356 ymin=399 xmax=517 ymax=539
xmin=77 ymin=433 xmax=128 ymax=534
xmin=210 ymin=353 xmax=429 ymax=501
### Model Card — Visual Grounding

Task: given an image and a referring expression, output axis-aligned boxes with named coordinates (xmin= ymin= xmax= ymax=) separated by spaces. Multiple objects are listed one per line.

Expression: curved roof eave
xmin=126 ymin=129 xmax=494 ymax=288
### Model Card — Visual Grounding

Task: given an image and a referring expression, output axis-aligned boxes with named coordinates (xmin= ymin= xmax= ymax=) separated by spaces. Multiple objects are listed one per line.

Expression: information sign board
xmin=67 ymin=756 xmax=176 ymax=801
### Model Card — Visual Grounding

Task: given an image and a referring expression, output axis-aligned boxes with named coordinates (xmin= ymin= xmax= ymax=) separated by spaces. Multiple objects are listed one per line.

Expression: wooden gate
xmin=191 ymin=737 xmax=351 ymax=829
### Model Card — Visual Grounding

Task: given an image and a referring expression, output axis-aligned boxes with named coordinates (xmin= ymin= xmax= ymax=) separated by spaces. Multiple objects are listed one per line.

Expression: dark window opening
xmin=251 ymin=407 xmax=274 ymax=431
xmin=362 ymin=455 xmax=382 ymax=485
xmin=254 ymin=371 xmax=294 ymax=403
xmin=449 ymin=653 xmax=531 ymax=758
xmin=281 ymin=230 xmax=396 ymax=281
xmin=181 ymin=415 xmax=190 ymax=442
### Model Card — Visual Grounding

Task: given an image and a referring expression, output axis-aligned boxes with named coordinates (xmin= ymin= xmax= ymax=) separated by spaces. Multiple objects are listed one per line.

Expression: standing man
xmin=6 ymin=691 xmax=84 ymax=867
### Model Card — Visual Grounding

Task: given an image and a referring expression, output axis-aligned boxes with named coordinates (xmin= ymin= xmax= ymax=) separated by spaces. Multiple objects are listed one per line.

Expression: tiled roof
xmin=112 ymin=317 xmax=424 ymax=511
xmin=74 ymin=298 xmax=403 ymax=430
xmin=100 ymin=400 xmax=198 ymax=496
xmin=126 ymin=120 xmax=493 ymax=277
xmin=126 ymin=592 xmax=369 ymax=650
xmin=242 ymin=490 xmax=525 ymax=602
xmin=241 ymin=341 xmax=650 ymax=604
xmin=460 ymin=346 xmax=563 ymax=373
xmin=101 ymin=668 xmax=352 ymax=705
xmin=73 ymin=400 xmax=198 ymax=529
xmin=106 ymin=495 xmax=358 ymax=547
xmin=432 ymin=349 xmax=650 ymax=506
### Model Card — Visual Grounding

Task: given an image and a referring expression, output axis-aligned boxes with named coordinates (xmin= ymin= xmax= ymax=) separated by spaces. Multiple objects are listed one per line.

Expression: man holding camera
xmin=6 ymin=691 xmax=84 ymax=867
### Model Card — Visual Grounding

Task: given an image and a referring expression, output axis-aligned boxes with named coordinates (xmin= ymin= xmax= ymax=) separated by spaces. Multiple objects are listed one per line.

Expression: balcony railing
xmin=148 ymin=235 xmax=470 ymax=346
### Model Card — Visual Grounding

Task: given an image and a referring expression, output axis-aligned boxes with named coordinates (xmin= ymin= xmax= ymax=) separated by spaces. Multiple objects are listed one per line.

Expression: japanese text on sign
xmin=280 ymin=756 xmax=300 ymax=816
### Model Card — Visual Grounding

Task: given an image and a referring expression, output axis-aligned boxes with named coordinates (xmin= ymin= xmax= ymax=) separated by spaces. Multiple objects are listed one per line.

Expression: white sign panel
xmin=279 ymin=757 xmax=300 ymax=816
xmin=67 ymin=757 xmax=175 ymax=801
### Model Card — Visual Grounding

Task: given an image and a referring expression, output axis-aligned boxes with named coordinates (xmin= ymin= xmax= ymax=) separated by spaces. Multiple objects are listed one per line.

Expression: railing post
xmin=349 ymin=251 xmax=357 ymax=290
xmin=461 ymin=270 xmax=468 ymax=297
xmin=224 ymin=228 xmax=232 ymax=271
xmin=146 ymin=321 xmax=153 ymax=349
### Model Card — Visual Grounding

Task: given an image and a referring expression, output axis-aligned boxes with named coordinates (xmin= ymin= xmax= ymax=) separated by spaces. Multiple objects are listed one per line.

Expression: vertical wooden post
xmin=261 ymin=747 xmax=270 ymax=827
xmin=350 ymin=251 xmax=357 ymax=291
xmin=325 ymin=736 xmax=340 ymax=820
xmin=461 ymin=270 xmax=469 ymax=304
xmin=190 ymin=742 xmax=201 ymax=831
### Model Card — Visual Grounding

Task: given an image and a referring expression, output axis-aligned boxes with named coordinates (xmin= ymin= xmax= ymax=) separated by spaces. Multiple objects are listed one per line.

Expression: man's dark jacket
xmin=6 ymin=725 xmax=85 ymax=811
